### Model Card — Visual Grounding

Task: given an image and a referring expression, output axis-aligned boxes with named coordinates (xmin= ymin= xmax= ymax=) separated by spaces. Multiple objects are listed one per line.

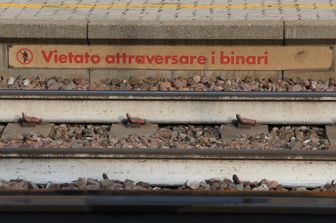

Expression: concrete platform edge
xmin=0 ymin=19 xmax=88 ymax=40
xmin=0 ymin=20 xmax=336 ymax=41
xmin=285 ymin=20 xmax=336 ymax=40
xmin=88 ymin=20 xmax=284 ymax=40
xmin=1 ymin=20 xmax=335 ymax=79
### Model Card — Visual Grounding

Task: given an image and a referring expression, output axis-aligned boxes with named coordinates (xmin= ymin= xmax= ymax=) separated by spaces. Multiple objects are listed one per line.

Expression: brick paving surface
xmin=0 ymin=0 xmax=335 ymax=20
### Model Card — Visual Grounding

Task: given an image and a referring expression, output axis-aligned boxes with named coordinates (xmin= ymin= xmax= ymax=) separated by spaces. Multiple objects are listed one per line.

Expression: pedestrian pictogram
xmin=16 ymin=48 xmax=33 ymax=65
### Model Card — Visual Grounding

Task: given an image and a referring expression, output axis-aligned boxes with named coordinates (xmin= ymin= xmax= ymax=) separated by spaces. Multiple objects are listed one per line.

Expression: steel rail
xmin=1 ymin=90 xmax=336 ymax=99
xmin=0 ymin=148 xmax=334 ymax=186
xmin=0 ymin=90 xmax=335 ymax=124
xmin=1 ymin=148 xmax=336 ymax=161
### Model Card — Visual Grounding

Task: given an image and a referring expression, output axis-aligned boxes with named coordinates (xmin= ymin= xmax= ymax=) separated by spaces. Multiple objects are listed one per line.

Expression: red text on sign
xmin=42 ymin=50 xmax=101 ymax=64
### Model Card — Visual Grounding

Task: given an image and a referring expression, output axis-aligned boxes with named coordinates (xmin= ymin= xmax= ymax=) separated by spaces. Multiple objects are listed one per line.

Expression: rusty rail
xmin=0 ymin=90 xmax=336 ymax=99
xmin=1 ymin=148 xmax=336 ymax=161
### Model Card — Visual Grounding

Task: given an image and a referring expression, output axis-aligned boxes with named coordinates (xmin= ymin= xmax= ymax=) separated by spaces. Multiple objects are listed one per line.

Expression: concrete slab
xmin=109 ymin=123 xmax=159 ymax=139
xmin=283 ymin=45 xmax=335 ymax=79
xmin=1 ymin=123 xmax=54 ymax=140
xmin=326 ymin=125 xmax=336 ymax=145
xmin=88 ymin=20 xmax=283 ymax=41
xmin=221 ymin=124 xmax=269 ymax=141
xmin=285 ymin=21 xmax=336 ymax=40
xmin=0 ymin=19 xmax=87 ymax=42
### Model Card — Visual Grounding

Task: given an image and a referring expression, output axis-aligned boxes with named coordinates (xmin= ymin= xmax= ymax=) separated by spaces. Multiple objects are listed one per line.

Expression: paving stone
xmin=109 ymin=123 xmax=159 ymax=139
xmin=1 ymin=123 xmax=54 ymax=140
xmin=0 ymin=1 xmax=335 ymax=22
xmin=220 ymin=124 xmax=268 ymax=140
xmin=326 ymin=125 xmax=336 ymax=145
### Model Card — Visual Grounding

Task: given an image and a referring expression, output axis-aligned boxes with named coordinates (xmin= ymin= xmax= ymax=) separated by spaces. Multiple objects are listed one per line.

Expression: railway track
xmin=0 ymin=90 xmax=335 ymax=186
xmin=1 ymin=89 xmax=336 ymax=221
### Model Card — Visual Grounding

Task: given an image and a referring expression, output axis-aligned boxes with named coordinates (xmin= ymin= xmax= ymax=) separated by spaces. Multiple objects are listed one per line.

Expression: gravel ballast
xmin=0 ymin=124 xmax=330 ymax=150
xmin=0 ymin=174 xmax=335 ymax=192
xmin=1 ymin=75 xmax=336 ymax=92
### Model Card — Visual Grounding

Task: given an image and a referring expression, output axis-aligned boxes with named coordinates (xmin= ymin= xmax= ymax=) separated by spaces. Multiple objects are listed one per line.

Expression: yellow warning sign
xmin=8 ymin=45 xmax=333 ymax=70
